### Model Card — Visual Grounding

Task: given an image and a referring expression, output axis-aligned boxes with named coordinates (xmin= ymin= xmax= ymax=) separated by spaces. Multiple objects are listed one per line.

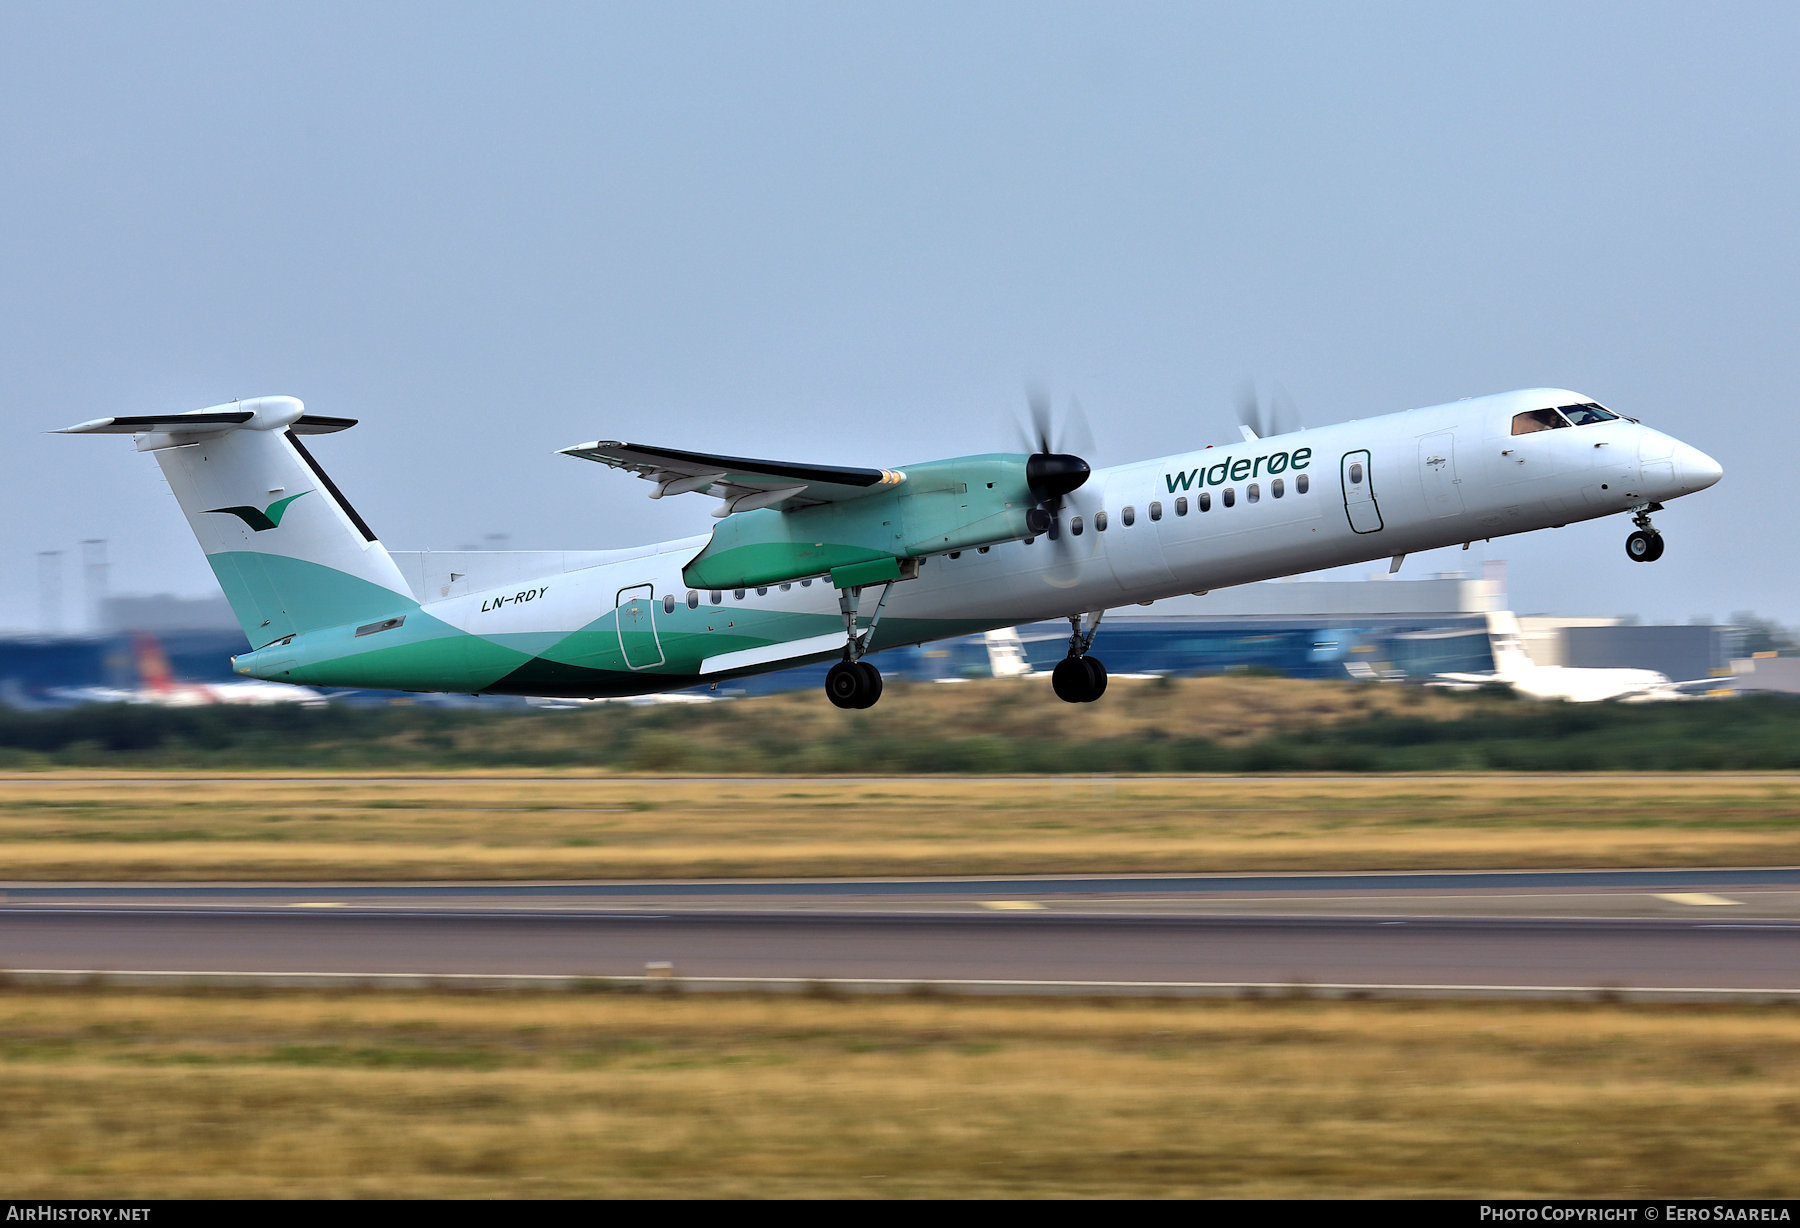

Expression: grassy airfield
xmin=5 ymin=680 xmax=1798 ymax=1196
xmin=0 ymin=987 xmax=1794 ymax=1198
xmin=2 ymin=771 xmax=1799 ymax=880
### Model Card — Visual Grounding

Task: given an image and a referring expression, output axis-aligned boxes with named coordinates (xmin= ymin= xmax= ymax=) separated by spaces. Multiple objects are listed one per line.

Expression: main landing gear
xmin=1625 ymin=504 xmax=1666 ymax=563
xmin=824 ymin=581 xmax=895 ymax=710
xmin=1052 ymin=610 xmax=1109 ymax=704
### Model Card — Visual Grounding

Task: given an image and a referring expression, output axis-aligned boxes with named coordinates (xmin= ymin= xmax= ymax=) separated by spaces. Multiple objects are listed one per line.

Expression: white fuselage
xmin=417 ymin=388 xmax=1720 ymax=681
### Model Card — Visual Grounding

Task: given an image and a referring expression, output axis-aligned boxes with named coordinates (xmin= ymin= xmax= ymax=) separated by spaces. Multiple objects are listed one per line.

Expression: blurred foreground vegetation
xmin=0 ymin=677 xmax=1796 ymax=773
xmin=1 ymin=987 xmax=1794 ymax=1197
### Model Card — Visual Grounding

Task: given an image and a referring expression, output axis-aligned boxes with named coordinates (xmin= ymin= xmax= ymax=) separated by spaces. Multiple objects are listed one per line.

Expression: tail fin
xmin=130 ymin=633 xmax=177 ymax=694
xmin=982 ymin=627 xmax=1034 ymax=677
xmin=61 ymin=397 xmax=415 ymax=646
xmin=1485 ymin=610 xmax=1536 ymax=679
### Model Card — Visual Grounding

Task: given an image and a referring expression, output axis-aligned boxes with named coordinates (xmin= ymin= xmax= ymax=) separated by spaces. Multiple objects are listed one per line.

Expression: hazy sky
xmin=4 ymin=2 xmax=1794 ymax=632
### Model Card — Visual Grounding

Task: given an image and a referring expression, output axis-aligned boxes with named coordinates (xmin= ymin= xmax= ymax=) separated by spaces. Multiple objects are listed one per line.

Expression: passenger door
xmin=1341 ymin=450 xmax=1384 ymax=534
xmin=615 ymin=584 xmax=665 ymax=670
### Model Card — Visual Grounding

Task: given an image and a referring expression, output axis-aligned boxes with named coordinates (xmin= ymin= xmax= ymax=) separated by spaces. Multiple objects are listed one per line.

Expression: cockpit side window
xmin=1559 ymin=403 xmax=1619 ymax=426
xmin=1511 ymin=408 xmax=1570 ymax=435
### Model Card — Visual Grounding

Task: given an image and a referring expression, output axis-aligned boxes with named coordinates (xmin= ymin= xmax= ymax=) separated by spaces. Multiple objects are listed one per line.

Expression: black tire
xmin=1081 ymin=656 xmax=1109 ymax=702
xmin=854 ymin=660 xmax=884 ymax=708
xmin=1626 ymin=530 xmax=1655 ymax=562
xmin=826 ymin=661 xmax=864 ymax=709
xmin=1645 ymin=533 xmax=1666 ymax=562
xmin=1052 ymin=657 xmax=1089 ymax=703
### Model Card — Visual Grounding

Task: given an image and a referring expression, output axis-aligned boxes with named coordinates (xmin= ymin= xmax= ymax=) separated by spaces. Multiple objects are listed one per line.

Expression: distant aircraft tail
xmin=60 ymin=398 xmax=416 ymax=647
xmin=983 ymin=627 xmax=1034 ymax=678
xmin=130 ymin=633 xmax=177 ymax=694
xmin=1485 ymin=610 xmax=1536 ymax=680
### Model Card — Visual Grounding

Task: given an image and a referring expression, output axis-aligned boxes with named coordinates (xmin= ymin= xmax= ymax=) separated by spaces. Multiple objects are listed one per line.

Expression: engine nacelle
xmin=682 ymin=454 xmax=1039 ymax=590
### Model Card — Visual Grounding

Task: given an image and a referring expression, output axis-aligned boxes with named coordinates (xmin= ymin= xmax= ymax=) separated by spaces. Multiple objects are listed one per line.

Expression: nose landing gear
xmin=1626 ymin=505 xmax=1665 ymax=563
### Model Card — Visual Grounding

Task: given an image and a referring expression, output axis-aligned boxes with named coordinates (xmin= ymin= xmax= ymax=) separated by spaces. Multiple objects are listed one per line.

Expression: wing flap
xmin=561 ymin=440 xmax=904 ymax=512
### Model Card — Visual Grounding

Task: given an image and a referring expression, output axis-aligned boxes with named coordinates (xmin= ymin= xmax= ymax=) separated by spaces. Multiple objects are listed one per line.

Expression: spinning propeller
xmin=1018 ymin=386 xmax=1092 ymax=536
xmin=1013 ymin=388 xmax=1093 ymax=587
xmin=1235 ymin=378 xmax=1304 ymax=442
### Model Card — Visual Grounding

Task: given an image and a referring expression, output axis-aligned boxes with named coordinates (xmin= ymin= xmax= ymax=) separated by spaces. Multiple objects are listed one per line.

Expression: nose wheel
xmin=826 ymin=659 xmax=883 ymax=709
xmin=1626 ymin=529 xmax=1664 ymax=562
xmin=1626 ymin=506 xmax=1666 ymax=563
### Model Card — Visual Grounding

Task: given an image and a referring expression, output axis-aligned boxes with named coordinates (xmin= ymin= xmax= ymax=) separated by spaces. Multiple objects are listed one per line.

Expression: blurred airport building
xmin=0 ymin=571 xmax=1766 ymax=705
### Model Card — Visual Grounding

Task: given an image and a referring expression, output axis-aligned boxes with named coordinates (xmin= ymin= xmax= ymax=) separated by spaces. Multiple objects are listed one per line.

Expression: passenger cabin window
xmin=801 ymin=578 xmax=813 ymax=587
xmin=662 ymin=594 xmax=676 ymax=614
xmin=1071 ymin=516 xmax=1085 ymax=536
xmin=710 ymin=591 xmax=722 ymax=604
xmin=1296 ymin=473 xmax=1309 ymax=494
xmin=780 ymin=583 xmax=792 ymax=591
xmin=1121 ymin=506 xmax=1136 ymax=526
xmin=1174 ymin=497 xmax=1188 ymax=516
xmin=1149 ymin=501 xmax=1162 ymax=521
xmin=734 ymin=589 xmax=746 ymax=601
xmin=1094 ymin=511 xmax=1108 ymax=531
xmin=1247 ymin=483 xmax=1260 ymax=503
xmin=1272 ymin=477 xmax=1285 ymax=498
xmin=1511 ymin=408 xmax=1570 ymax=435
xmin=1198 ymin=492 xmax=1212 ymax=512
xmin=1349 ymin=462 xmax=1364 ymax=484
xmin=686 ymin=591 xmax=699 ymax=609
xmin=1222 ymin=488 xmax=1236 ymax=508
xmin=756 ymin=586 xmax=768 ymax=596
xmin=1560 ymin=402 xmax=1619 ymax=426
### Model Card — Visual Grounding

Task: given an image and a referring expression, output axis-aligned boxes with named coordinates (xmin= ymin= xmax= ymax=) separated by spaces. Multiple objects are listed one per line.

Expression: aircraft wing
xmin=559 ymin=440 xmax=904 ymax=515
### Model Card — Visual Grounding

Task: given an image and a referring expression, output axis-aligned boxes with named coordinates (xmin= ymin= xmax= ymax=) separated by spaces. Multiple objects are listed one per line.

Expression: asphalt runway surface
xmin=6 ymin=868 xmax=1800 ymax=992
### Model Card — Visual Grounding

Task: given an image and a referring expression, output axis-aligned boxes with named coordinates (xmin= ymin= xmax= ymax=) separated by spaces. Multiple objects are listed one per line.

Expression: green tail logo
xmin=205 ymin=490 xmax=312 ymax=532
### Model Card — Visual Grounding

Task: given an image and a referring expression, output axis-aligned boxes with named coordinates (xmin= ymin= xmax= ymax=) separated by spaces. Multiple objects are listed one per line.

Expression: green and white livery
xmin=60 ymin=390 xmax=1722 ymax=707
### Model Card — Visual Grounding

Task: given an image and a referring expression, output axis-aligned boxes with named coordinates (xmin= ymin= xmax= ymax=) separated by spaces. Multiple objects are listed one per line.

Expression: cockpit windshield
xmin=1511 ymin=408 xmax=1569 ymax=435
xmin=1512 ymin=402 xmax=1620 ymax=435
xmin=1559 ymin=402 xmax=1619 ymax=426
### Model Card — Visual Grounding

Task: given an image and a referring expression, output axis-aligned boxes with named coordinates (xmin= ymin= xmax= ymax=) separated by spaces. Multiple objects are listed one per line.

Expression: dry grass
xmin=414 ymin=674 xmax=1485 ymax=758
xmin=0 ymin=987 xmax=1795 ymax=1197
xmin=2 ymin=773 xmax=1799 ymax=880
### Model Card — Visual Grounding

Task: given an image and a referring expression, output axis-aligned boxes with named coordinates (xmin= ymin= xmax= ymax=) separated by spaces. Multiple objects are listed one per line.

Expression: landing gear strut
xmin=824 ymin=582 xmax=894 ymax=709
xmin=1626 ymin=505 xmax=1665 ymax=563
xmin=1052 ymin=611 xmax=1109 ymax=704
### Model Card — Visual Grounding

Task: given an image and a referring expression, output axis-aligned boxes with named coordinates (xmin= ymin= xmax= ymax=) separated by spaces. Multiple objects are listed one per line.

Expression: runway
xmin=5 ymin=868 xmax=1800 ymax=996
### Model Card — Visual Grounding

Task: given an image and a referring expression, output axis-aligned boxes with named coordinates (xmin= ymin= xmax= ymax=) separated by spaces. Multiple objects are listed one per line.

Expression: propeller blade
xmin=1235 ymin=379 xmax=1266 ymax=442
xmin=1269 ymin=380 xmax=1304 ymax=434
xmin=1025 ymin=384 xmax=1055 ymax=454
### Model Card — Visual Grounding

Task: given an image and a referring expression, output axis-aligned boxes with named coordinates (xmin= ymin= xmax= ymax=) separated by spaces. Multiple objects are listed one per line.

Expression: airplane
xmin=57 ymin=388 xmax=1722 ymax=708
xmin=38 ymin=632 xmax=326 ymax=707
xmin=1429 ymin=611 xmax=1724 ymax=702
xmin=123 ymin=632 xmax=327 ymax=706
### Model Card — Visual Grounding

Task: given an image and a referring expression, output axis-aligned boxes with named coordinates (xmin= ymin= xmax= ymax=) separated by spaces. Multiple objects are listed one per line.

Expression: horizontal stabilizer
xmin=59 ymin=398 xmax=356 ymax=437
xmin=561 ymin=439 xmax=903 ymax=513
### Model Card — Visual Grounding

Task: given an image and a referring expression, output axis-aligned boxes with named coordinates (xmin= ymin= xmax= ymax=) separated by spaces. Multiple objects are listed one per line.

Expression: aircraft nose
xmin=1671 ymin=442 xmax=1723 ymax=493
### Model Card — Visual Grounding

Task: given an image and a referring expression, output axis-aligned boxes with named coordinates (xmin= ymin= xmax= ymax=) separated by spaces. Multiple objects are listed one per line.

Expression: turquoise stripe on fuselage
xmin=226 ymin=554 xmax=990 ymax=695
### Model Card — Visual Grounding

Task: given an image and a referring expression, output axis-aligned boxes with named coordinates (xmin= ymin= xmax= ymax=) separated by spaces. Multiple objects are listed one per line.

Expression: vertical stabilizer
xmin=1485 ymin=610 xmax=1536 ymax=680
xmin=62 ymin=398 xmax=416 ymax=646
xmin=983 ymin=627 xmax=1035 ymax=678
